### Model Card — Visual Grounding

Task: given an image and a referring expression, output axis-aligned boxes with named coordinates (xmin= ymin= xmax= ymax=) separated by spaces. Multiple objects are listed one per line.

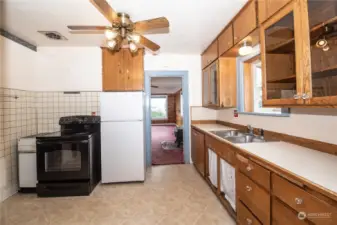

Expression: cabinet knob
xmin=295 ymin=197 xmax=303 ymax=205
xmin=293 ymin=94 xmax=301 ymax=100
xmin=302 ymin=93 xmax=309 ymax=100
xmin=246 ymin=185 xmax=252 ymax=192
xmin=246 ymin=218 xmax=253 ymax=225
xmin=246 ymin=165 xmax=252 ymax=172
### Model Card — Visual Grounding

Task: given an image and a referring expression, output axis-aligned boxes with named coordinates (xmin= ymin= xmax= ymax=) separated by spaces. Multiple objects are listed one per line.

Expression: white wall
xmin=0 ymin=36 xmax=37 ymax=90
xmin=35 ymin=47 xmax=102 ymax=91
xmin=144 ymin=53 xmax=202 ymax=106
xmin=217 ymin=108 xmax=337 ymax=145
xmin=191 ymin=106 xmax=217 ymax=121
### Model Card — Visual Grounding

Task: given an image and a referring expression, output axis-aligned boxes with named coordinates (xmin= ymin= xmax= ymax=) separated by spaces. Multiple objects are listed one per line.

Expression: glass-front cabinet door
xmin=209 ymin=61 xmax=219 ymax=106
xmin=202 ymin=68 xmax=210 ymax=106
xmin=302 ymin=0 xmax=337 ymax=105
xmin=260 ymin=0 xmax=304 ymax=106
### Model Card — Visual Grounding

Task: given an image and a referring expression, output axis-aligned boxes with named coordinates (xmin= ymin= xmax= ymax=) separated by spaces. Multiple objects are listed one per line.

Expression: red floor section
xmin=151 ymin=125 xmax=184 ymax=165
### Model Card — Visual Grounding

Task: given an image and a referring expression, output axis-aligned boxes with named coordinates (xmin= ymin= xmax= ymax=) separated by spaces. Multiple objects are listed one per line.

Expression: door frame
xmin=144 ymin=70 xmax=190 ymax=166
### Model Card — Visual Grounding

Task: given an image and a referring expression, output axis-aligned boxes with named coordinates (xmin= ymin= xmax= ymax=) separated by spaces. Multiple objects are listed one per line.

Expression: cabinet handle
xmin=246 ymin=165 xmax=252 ymax=172
xmin=293 ymin=94 xmax=301 ymax=100
xmin=295 ymin=197 xmax=303 ymax=205
xmin=246 ymin=218 xmax=253 ymax=225
xmin=301 ymin=93 xmax=309 ymax=100
xmin=246 ymin=185 xmax=252 ymax=192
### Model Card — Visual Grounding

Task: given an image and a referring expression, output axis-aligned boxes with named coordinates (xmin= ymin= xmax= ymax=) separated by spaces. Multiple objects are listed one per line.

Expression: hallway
xmin=151 ymin=125 xmax=184 ymax=165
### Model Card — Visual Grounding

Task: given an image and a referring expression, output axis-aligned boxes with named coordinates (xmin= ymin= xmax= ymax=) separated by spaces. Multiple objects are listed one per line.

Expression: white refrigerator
xmin=100 ymin=92 xmax=146 ymax=183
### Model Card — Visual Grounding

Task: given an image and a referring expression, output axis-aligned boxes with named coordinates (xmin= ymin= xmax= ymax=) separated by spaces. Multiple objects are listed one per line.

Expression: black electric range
xmin=36 ymin=116 xmax=101 ymax=197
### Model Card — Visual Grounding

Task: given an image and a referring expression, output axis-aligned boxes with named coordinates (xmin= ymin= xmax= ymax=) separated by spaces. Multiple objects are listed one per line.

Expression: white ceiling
xmin=1 ymin=0 xmax=247 ymax=54
xmin=151 ymin=77 xmax=182 ymax=94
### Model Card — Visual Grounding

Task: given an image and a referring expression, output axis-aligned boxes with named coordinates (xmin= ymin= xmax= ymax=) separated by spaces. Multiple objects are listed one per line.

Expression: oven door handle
xmin=36 ymin=140 xmax=89 ymax=145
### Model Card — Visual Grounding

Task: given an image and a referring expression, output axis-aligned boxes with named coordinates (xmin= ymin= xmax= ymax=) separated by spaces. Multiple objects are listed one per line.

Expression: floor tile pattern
xmin=0 ymin=165 xmax=236 ymax=225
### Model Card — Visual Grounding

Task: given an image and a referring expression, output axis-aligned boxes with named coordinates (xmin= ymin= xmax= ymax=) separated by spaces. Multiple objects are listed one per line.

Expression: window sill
xmin=238 ymin=112 xmax=290 ymax=117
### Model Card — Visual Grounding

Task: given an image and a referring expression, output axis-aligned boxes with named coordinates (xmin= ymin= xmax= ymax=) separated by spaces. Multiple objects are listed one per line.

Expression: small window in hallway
xmin=151 ymin=95 xmax=168 ymax=119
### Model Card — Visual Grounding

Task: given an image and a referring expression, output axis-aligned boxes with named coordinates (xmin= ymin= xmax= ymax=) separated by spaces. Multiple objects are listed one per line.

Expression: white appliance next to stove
xmin=100 ymin=92 xmax=146 ymax=183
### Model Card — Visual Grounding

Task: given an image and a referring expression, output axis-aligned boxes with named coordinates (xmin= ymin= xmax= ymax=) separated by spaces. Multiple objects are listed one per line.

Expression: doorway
xmin=144 ymin=71 xmax=190 ymax=166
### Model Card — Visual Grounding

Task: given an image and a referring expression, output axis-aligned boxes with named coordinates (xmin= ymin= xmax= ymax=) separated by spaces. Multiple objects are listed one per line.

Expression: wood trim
xmin=216 ymin=120 xmax=337 ymax=156
xmin=243 ymin=62 xmax=254 ymax=112
xmin=191 ymin=120 xmax=217 ymax=125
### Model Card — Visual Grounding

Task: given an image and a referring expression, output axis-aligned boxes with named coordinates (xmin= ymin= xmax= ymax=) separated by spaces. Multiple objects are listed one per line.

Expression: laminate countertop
xmin=192 ymin=123 xmax=337 ymax=198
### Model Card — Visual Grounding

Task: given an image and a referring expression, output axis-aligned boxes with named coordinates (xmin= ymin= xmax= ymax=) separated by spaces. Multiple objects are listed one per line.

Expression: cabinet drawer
xmin=272 ymin=174 xmax=337 ymax=225
xmin=272 ymin=197 xmax=309 ymax=225
xmin=237 ymin=172 xmax=270 ymax=225
xmin=237 ymin=201 xmax=262 ymax=225
xmin=218 ymin=24 xmax=233 ymax=56
xmin=236 ymin=154 xmax=270 ymax=191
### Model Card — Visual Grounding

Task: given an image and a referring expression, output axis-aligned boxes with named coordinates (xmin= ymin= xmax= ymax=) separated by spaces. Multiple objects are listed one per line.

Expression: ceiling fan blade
xmin=67 ymin=25 xmax=109 ymax=30
xmin=134 ymin=17 xmax=169 ymax=33
xmin=151 ymin=85 xmax=159 ymax=88
xmin=139 ymin=35 xmax=160 ymax=52
xmin=89 ymin=0 xmax=118 ymax=23
xmin=70 ymin=30 xmax=105 ymax=34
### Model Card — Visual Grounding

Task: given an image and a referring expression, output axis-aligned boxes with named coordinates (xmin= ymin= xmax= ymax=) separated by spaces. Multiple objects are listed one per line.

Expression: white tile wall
xmin=0 ymin=88 xmax=101 ymax=202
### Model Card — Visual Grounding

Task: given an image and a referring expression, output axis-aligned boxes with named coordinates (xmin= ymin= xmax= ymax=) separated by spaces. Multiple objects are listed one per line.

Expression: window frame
xmin=150 ymin=95 xmax=169 ymax=120
xmin=237 ymin=45 xmax=290 ymax=117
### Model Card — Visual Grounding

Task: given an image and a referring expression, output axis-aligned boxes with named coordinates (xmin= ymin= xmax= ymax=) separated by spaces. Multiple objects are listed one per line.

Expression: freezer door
xmin=100 ymin=92 xmax=144 ymax=121
xmin=101 ymin=121 xmax=145 ymax=183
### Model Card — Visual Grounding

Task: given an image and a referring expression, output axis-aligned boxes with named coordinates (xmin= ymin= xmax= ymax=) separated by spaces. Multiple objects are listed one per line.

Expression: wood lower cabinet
xmin=191 ymin=128 xmax=205 ymax=176
xmin=237 ymin=171 xmax=271 ymax=225
xmin=102 ymin=48 xmax=144 ymax=91
xmin=237 ymin=201 xmax=262 ymax=225
xmin=272 ymin=197 xmax=310 ymax=225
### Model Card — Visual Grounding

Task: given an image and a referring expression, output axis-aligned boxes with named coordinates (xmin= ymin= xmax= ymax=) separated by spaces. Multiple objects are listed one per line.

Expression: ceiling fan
xmin=67 ymin=0 xmax=170 ymax=53
xmin=151 ymin=85 xmax=159 ymax=88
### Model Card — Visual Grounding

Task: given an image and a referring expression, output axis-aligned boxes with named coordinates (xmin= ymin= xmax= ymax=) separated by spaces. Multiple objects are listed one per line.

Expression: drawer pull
xmin=295 ymin=197 xmax=303 ymax=205
xmin=246 ymin=165 xmax=252 ymax=172
xmin=246 ymin=218 xmax=253 ymax=225
xmin=246 ymin=185 xmax=252 ymax=192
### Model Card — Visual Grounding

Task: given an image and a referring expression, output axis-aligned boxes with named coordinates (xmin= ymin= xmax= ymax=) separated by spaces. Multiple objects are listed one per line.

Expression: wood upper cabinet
xmin=260 ymin=0 xmax=304 ymax=106
xmin=102 ymin=48 xmax=144 ymax=91
xmin=258 ymin=0 xmax=292 ymax=24
xmin=202 ymin=40 xmax=218 ymax=69
xmin=218 ymin=24 xmax=233 ymax=56
xmin=233 ymin=0 xmax=257 ymax=44
xmin=191 ymin=128 xmax=205 ymax=176
xmin=202 ymin=58 xmax=237 ymax=108
xmin=260 ymin=0 xmax=337 ymax=107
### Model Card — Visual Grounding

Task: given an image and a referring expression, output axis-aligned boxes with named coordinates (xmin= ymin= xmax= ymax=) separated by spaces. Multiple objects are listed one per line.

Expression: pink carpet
xmin=151 ymin=125 xmax=184 ymax=165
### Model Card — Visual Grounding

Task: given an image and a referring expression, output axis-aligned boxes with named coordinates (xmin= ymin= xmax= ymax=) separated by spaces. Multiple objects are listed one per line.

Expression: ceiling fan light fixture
xmin=105 ymin=29 xmax=118 ymax=40
xmin=130 ymin=34 xmax=140 ymax=43
xmin=129 ymin=42 xmax=138 ymax=53
xmin=239 ymin=41 xmax=253 ymax=56
xmin=316 ymin=38 xmax=328 ymax=48
xmin=107 ymin=39 xmax=117 ymax=49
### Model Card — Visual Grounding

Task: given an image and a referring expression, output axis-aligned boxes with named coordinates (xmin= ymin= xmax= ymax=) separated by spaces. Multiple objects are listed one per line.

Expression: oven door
xmin=36 ymin=138 xmax=92 ymax=182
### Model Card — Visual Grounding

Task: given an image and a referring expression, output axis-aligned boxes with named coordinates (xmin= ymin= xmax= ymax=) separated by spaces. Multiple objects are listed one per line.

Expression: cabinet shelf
xmin=267 ymin=67 xmax=337 ymax=84
xmin=267 ymin=16 xmax=337 ymax=53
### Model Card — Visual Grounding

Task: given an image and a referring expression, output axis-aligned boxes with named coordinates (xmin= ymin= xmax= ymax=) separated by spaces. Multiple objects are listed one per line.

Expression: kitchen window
xmin=151 ymin=95 xmax=168 ymax=119
xmin=237 ymin=45 xmax=290 ymax=116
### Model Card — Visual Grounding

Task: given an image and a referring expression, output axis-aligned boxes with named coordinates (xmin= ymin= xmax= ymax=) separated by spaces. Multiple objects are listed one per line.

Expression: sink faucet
xmin=247 ymin=125 xmax=254 ymax=135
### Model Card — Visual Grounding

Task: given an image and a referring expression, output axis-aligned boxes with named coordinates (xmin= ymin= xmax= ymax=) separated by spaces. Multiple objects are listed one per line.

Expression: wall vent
xmin=38 ymin=31 xmax=68 ymax=40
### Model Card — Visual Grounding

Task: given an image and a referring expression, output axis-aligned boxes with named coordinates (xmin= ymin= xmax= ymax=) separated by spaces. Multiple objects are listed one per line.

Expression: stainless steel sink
xmin=210 ymin=129 xmax=266 ymax=143
xmin=210 ymin=130 xmax=245 ymax=138
xmin=225 ymin=135 xmax=266 ymax=143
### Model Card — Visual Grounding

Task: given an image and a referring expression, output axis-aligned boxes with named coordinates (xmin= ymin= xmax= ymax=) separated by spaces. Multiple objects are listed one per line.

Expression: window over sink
xmin=151 ymin=95 xmax=168 ymax=119
xmin=237 ymin=45 xmax=290 ymax=116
